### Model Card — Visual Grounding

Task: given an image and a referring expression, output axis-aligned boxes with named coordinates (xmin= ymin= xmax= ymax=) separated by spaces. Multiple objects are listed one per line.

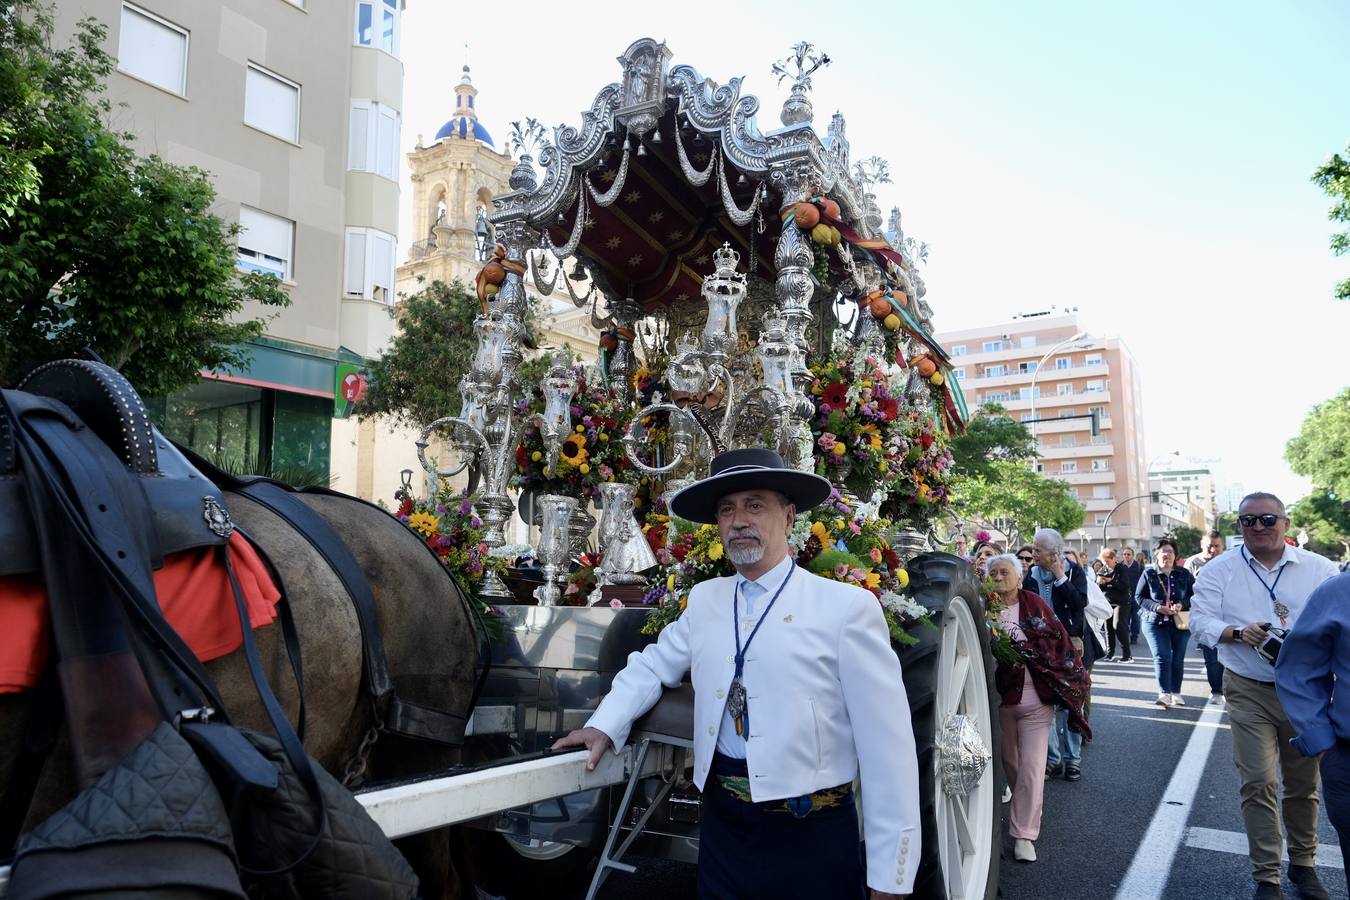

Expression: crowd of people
xmin=952 ymin=495 xmax=1348 ymax=900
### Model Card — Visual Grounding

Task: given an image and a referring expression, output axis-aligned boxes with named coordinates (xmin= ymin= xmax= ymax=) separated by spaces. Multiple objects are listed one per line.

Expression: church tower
xmin=398 ymin=65 xmax=513 ymax=293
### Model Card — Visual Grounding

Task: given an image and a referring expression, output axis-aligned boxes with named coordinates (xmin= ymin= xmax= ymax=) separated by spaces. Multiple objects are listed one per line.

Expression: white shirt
xmin=586 ymin=554 xmax=922 ymax=893
xmin=1190 ymin=545 xmax=1340 ymax=682
xmin=716 ymin=554 xmax=794 ymax=758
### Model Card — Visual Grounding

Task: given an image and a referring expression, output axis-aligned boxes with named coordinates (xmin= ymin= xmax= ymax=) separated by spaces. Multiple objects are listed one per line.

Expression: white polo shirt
xmin=1190 ymin=545 xmax=1339 ymax=682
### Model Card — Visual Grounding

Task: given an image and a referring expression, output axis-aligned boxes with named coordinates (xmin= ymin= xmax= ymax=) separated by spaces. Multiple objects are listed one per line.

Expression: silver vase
xmin=568 ymin=501 xmax=596 ymax=560
xmin=890 ymin=526 xmax=931 ymax=566
xmin=534 ymin=494 xmax=578 ymax=607
xmin=593 ymin=483 xmax=658 ymax=599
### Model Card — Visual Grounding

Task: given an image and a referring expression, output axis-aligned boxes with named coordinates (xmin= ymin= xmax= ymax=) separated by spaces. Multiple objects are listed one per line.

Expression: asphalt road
xmin=491 ymin=643 xmax=1349 ymax=900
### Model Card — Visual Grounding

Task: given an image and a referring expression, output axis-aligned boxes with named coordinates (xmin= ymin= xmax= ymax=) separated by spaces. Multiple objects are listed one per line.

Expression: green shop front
xmin=149 ymin=337 xmax=366 ymax=481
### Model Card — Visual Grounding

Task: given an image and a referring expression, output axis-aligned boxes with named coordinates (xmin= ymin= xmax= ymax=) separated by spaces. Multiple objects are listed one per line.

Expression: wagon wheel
xmin=900 ymin=552 xmax=1002 ymax=900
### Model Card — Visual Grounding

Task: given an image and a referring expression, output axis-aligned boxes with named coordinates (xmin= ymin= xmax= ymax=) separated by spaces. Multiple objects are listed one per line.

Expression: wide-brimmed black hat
xmin=669 ymin=448 xmax=833 ymax=525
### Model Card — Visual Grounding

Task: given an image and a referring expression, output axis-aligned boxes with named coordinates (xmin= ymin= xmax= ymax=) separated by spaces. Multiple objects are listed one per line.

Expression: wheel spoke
xmin=952 ymin=793 xmax=974 ymax=854
xmin=944 ymin=810 xmax=968 ymax=900
xmin=946 ymin=654 xmax=971 ymax=718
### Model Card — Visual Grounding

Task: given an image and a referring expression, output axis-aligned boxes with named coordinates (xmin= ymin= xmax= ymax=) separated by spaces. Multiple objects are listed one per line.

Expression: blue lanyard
xmin=1241 ymin=546 xmax=1287 ymax=612
xmin=733 ymin=562 xmax=796 ymax=680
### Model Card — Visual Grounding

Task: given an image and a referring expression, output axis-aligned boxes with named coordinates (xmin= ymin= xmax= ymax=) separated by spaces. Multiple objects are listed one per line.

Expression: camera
xmin=1256 ymin=623 xmax=1287 ymax=666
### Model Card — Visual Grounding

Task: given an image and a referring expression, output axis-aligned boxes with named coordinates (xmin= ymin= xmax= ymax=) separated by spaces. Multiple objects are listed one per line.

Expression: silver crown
xmin=708 ymin=243 xmax=746 ymax=285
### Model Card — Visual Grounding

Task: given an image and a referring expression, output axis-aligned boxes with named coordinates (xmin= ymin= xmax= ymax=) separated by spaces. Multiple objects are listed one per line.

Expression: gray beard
xmin=727 ymin=539 xmax=766 ymax=567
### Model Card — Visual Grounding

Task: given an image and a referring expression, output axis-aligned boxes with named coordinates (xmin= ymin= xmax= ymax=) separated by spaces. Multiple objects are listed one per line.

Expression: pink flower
xmin=870 ymin=547 xmax=883 ymax=563
xmin=975 ymin=529 xmax=992 ymax=543
xmin=848 ymin=520 xmax=862 ymax=535
xmin=834 ymin=563 xmax=851 ymax=579
xmin=817 ymin=432 xmax=837 ymax=451
xmin=609 ymin=598 xmax=624 ymax=609
xmin=849 ymin=567 xmax=867 ymax=582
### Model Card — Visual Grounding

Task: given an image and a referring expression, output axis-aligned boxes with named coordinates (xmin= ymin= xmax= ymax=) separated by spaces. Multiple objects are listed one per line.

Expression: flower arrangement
xmin=877 ymin=407 xmax=955 ymax=528
xmin=512 ymin=362 xmax=635 ymax=502
xmin=808 ymin=350 xmax=907 ymax=503
xmin=396 ymin=486 xmax=504 ymax=592
xmin=981 ymin=578 xmax=1024 ymax=667
xmin=640 ymin=516 xmax=735 ymax=635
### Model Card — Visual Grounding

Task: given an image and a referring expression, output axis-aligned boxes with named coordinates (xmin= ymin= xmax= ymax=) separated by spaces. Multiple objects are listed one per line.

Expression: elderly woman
xmin=1096 ymin=548 xmax=1134 ymax=662
xmin=1135 ymin=537 xmax=1196 ymax=708
xmin=987 ymin=553 xmax=1092 ymax=864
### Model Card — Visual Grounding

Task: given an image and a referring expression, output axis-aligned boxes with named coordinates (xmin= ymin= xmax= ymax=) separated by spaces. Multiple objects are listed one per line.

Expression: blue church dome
xmin=434 ymin=115 xmax=494 ymax=145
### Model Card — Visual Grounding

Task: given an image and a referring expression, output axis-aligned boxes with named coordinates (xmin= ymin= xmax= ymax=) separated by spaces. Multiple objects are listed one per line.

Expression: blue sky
xmin=400 ymin=0 xmax=1350 ymax=503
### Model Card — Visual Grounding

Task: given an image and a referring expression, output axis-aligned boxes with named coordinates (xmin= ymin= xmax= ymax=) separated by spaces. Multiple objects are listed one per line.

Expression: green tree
xmin=951 ymin=460 xmax=1086 ymax=547
xmin=1312 ymin=143 xmax=1350 ymax=301
xmin=0 ymin=2 xmax=288 ymax=393
xmin=1216 ymin=511 xmax=1239 ymax=536
xmin=1289 ymin=493 xmax=1350 ymax=561
xmin=946 ymin=403 xmax=1037 ymax=481
xmin=358 ymin=278 xmax=543 ymax=428
xmin=1169 ymin=525 xmax=1203 ymax=557
xmin=1286 ymin=386 xmax=1350 ymax=501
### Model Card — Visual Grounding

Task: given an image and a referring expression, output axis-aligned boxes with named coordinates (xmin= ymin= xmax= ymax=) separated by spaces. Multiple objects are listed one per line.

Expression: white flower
xmin=489 ymin=543 xmax=533 ymax=559
xmin=881 ymin=590 xmax=929 ymax=621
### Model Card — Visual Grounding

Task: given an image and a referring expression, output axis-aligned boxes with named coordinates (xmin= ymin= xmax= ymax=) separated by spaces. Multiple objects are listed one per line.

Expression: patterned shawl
xmin=1004 ymin=589 xmax=1093 ymax=740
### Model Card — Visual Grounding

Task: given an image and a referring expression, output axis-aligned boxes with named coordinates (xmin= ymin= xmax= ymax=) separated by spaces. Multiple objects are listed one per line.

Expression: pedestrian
xmin=971 ymin=539 xmax=1003 ymax=577
xmin=1024 ymin=527 xmax=1092 ymax=781
xmin=1190 ymin=492 xmax=1340 ymax=900
xmin=553 ymin=448 xmax=920 ymax=899
xmin=1275 ymin=573 xmax=1350 ymax=894
xmin=1135 ymin=537 xmax=1196 ymax=707
xmin=1064 ymin=549 xmax=1080 ymax=567
xmin=1120 ymin=546 xmax=1144 ymax=643
xmin=1016 ymin=545 xmax=1035 ymax=569
xmin=987 ymin=553 xmax=1092 ymax=864
xmin=1095 ymin=548 xmax=1134 ymax=662
xmin=1188 ymin=529 xmax=1229 ymax=700
xmin=951 ymin=532 xmax=969 ymax=558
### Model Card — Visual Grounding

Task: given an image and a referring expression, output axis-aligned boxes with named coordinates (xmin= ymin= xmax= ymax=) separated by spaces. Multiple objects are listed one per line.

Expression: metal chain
xmin=341 ymin=725 xmax=382 ymax=787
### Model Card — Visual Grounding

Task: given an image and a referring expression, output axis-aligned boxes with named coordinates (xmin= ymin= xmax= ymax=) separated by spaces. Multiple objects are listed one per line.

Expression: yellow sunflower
xmin=407 ymin=511 xmax=440 ymax=537
xmin=860 ymin=422 xmax=883 ymax=449
xmin=560 ymin=433 xmax=589 ymax=467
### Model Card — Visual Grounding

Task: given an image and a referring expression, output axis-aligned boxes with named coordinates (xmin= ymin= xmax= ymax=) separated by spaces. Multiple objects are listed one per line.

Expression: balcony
xmin=1058 ymin=470 xmax=1116 ymax=485
xmin=996 ymin=389 xmax=1111 ymax=410
xmin=966 ymin=362 xmax=1109 ymax=389
xmin=1037 ymin=442 xmax=1114 ymax=459
xmin=1022 ymin=415 xmax=1112 ymax=435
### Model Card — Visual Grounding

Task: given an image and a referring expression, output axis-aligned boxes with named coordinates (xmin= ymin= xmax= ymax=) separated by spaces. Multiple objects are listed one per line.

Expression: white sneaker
xmin=1002 ymin=785 xmax=1012 ymax=803
xmin=1210 ymin=692 xmax=1225 ymax=705
xmin=1171 ymin=694 xmax=1186 ymax=707
xmin=1014 ymin=838 xmax=1037 ymax=862
xmin=1156 ymin=693 xmax=1170 ymax=708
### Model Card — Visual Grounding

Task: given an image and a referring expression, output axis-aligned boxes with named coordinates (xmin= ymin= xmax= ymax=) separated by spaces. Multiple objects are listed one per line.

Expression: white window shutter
xmin=118 ymin=4 xmax=188 ymax=95
xmin=345 ymin=229 xmax=367 ymax=297
xmin=245 ymin=64 xmax=299 ymax=143
xmin=349 ymin=101 xmax=370 ymax=171
xmin=370 ymin=231 xmax=394 ymax=303
xmin=377 ymin=106 xmax=398 ymax=179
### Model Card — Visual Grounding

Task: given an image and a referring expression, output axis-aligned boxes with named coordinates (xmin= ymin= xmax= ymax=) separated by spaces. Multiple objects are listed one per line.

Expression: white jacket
xmin=587 ymin=559 xmax=922 ymax=894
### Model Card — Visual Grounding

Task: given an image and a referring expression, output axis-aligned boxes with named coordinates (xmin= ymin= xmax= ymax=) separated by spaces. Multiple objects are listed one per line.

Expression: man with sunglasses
xmin=1191 ymin=493 xmax=1340 ymax=900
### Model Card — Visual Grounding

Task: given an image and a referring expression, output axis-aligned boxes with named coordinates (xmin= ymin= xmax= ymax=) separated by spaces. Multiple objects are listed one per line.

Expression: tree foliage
xmin=1289 ymin=494 xmax=1350 ymax=561
xmin=1312 ymin=143 xmax=1350 ymax=301
xmin=946 ymin=403 xmax=1038 ymax=481
xmin=357 ymin=278 xmax=544 ymax=428
xmin=0 ymin=2 xmax=289 ymax=393
xmin=1286 ymin=386 xmax=1350 ymax=501
xmin=1168 ymin=525 xmax=1203 ymax=557
xmin=950 ymin=460 xmax=1086 ymax=547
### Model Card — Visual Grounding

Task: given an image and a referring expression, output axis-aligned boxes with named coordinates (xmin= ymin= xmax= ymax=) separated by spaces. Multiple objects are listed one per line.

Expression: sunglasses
xmin=1017 ymin=554 xmax=1033 ymax=562
xmin=1239 ymin=514 xmax=1283 ymax=528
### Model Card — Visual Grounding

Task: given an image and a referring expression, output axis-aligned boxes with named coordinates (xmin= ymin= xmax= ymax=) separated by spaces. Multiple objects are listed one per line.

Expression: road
xmin=494 ymin=644 xmax=1349 ymax=900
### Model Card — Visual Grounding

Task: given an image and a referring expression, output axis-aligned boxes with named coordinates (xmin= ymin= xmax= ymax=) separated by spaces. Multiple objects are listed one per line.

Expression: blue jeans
xmin=1044 ymin=706 xmax=1082 ymax=769
xmin=1201 ymin=644 xmax=1224 ymax=694
xmin=1130 ymin=605 xmax=1141 ymax=643
xmin=1142 ymin=616 xmax=1191 ymax=694
xmin=1320 ymin=742 xmax=1350 ymax=890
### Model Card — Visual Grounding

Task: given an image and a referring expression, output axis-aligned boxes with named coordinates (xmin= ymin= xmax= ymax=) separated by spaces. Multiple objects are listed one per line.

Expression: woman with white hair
xmin=987 ymin=552 xmax=1092 ymax=863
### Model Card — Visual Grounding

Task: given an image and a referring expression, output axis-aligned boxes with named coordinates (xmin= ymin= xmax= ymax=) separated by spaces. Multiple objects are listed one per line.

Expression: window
xmin=1021 ymin=414 xmax=1035 ymax=423
xmin=237 ymin=206 xmax=294 ymax=280
xmin=1058 ymin=409 xmax=1076 ymax=418
xmin=245 ymin=63 xmax=300 ymax=143
xmin=951 ymin=367 xmax=965 ymax=380
xmin=1020 ymin=335 xmax=1037 ymax=348
xmin=986 ymin=391 xmax=1010 ymax=402
xmin=1093 ymin=486 xmax=1111 ymax=498
xmin=1086 ymin=379 xmax=1105 ymax=393
xmin=1061 ymin=461 xmax=1078 ymax=474
xmin=1018 ymin=361 xmax=1038 ymax=374
xmin=1091 ymin=459 xmax=1111 ymax=472
xmin=1094 ymin=516 xmax=1108 ymax=526
xmin=117 ymin=4 xmax=188 ymax=95
xmin=951 ymin=345 xmax=966 ymax=356
xmin=355 ymin=0 xmax=400 ymax=55
xmin=1089 ymin=405 xmax=1106 ymax=419
xmin=1035 ymin=463 xmax=1044 ymax=472
xmin=985 ymin=364 xmax=1005 ymax=377
xmin=1152 ymin=514 xmax=1162 ymax=527
xmin=1086 ymin=353 xmax=1103 ymax=366
xmin=982 ymin=340 xmax=1003 ymax=353
xmin=1057 ymin=383 xmax=1073 ymax=396
xmin=1060 ymin=435 xmax=1077 ymax=448
xmin=349 ymin=101 xmax=400 ymax=179
xmin=345 ymin=227 xmax=397 ymax=303
xmin=1055 ymin=357 xmax=1071 ymax=370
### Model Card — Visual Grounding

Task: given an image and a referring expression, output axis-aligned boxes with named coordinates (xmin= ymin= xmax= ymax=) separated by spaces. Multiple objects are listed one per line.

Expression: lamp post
xmin=1026 ymin=331 xmax=1089 ymax=446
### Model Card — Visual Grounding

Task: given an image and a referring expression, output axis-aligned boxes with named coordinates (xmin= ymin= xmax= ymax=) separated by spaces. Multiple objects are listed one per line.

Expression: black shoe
xmin=1288 ymin=865 xmax=1329 ymax=900
xmin=1064 ymin=765 xmax=1081 ymax=782
xmin=1103 ymin=654 xmax=1116 ymax=661
xmin=1253 ymin=881 xmax=1284 ymax=900
xmin=1121 ymin=656 xmax=1134 ymax=662
xmin=1045 ymin=763 xmax=1063 ymax=779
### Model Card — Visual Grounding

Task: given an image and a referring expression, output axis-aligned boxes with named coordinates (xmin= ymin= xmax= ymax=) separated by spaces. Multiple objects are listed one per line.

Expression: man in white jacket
xmin=554 ymin=448 xmax=920 ymax=899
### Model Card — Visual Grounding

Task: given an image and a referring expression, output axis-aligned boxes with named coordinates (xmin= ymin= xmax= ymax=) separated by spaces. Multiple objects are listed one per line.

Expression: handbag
xmin=1173 ymin=609 xmax=1191 ymax=631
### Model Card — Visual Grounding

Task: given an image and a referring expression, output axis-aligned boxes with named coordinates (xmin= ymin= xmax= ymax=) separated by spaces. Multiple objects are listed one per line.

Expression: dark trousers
xmin=1202 ymin=644 xmax=1225 ymax=694
xmin=698 ymin=753 xmax=866 ymax=899
xmin=1142 ymin=617 xmax=1191 ymax=694
xmin=1131 ymin=605 xmax=1141 ymax=643
xmin=1321 ymin=742 xmax=1350 ymax=890
xmin=1106 ymin=601 xmax=1133 ymax=659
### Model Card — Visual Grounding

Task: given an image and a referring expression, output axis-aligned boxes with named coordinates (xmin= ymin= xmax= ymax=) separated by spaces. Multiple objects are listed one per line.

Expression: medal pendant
xmin=727 ymin=678 xmax=747 ymax=736
xmin=1274 ymin=601 xmax=1290 ymax=623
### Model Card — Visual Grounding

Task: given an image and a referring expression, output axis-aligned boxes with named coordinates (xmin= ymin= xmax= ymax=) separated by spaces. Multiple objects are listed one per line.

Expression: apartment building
xmin=935 ymin=313 xmax=1151 ymax=553
xmin=52 ymin=0 xmax=407 ymax=483
xmin=1149 ymin=463 xmax=1218 ymax=530
xmin=1149 ymin=478 xmax=1208 ymax=543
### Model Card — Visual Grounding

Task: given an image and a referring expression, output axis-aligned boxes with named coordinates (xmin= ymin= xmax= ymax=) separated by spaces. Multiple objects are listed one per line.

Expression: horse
xmin=0 ymin=363 xmax=483 ymax=898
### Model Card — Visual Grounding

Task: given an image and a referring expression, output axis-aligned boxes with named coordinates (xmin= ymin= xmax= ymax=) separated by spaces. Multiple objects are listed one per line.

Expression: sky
xmin=397 ymin=0 xmax=1350 ymax=505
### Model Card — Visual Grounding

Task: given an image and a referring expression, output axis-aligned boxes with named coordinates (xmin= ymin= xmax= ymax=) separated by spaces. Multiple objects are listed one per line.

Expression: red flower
xmin=645 ymin=524 xmax=667 ymax=554
xmin=821 ymin=382 xmax=848 ymax=408
xmin=883 ymin=547 xmax=901 ymax=571
xmin=515 ymin=444 xmax=528 ymax=468
xmin=396 ymin=496 xmax=413 ymax=517
xmin=876 ymin=395 xmax=899 ymax=421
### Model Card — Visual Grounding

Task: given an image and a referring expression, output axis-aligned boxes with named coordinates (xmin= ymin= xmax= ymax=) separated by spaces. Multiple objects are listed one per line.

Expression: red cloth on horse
xmin=0 ymin=532 xmax=281 ymax=693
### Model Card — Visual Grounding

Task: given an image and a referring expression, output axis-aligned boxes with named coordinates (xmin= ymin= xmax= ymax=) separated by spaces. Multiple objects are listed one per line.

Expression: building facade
xmin=1149 ymin=463 xmax=1218 ymax=530
xmin=52 ymin=0 xmax=407 ymax=484
xmin=935 ymin=312 xmax=1151 ymax=553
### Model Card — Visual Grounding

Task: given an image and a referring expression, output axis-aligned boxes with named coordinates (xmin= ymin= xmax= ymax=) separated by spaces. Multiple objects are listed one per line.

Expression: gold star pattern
xmin=623 ymin=190 xmax=642 ymax=204
xmin=694 ymin=254 xmax=710 ymax=267
xmin=605 ymin=236 xmax=622 ymax=250
xmin=647 ymin=210 xmax=665 ymax=224
xmin=598 ymin=169 xmax=618 ymax=184
xmin=692 ymin=153 xmax=709 ymax=166
xmin=667 ymin=229 xmax=684 ymax=242
xmin=627 ymin=254 xmax=644 ymax=267
xmin=673 ymin=292 xmax=689 ymax=302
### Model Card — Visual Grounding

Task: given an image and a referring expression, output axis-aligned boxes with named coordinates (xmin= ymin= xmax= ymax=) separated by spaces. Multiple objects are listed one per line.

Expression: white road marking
xmin=1113 ymin=696 xmax=1227 ymax=900
xmin=1184 ymin=826 xmax=1344 ymax=870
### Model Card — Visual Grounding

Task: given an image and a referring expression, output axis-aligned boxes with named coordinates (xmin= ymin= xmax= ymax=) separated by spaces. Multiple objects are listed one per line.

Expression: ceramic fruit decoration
xmin=869 ymin=296 xmax=892 ymax=318
xmin=915 ymin=356 xmax=938 ymax=377
xmin=819 ymin=197 xmax=841 ymax=220
xmin=598 ymin=330 xmax=620 ymax=352
xmin=481 ymin=261 xmax=506 ymax=285
xmin=883 ymin=313 xmax=901 ymax=331
xmin=930 ymin=372 xmax=945 ymax=386
xmin=811 ymin=223 xmax=833 ymax=244
xmin=793 ymin=202 xmax=821 ymax=229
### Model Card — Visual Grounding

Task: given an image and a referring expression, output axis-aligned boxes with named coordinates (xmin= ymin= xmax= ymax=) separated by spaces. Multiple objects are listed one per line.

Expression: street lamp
xmin=1027 ymin=331 xmax=1090 ymax=445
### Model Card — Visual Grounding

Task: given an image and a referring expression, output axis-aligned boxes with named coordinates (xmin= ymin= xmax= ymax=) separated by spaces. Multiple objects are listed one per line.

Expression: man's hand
xmin=1049 ymin=556 xmax=1067 ymax=580
xmin=550 ymin=726 xmax=614 ymax=771
xmin=870 ymin=891 xmax=909 ymax=899
xmin=1239 ymin=623 xmax=1269 ymax=647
